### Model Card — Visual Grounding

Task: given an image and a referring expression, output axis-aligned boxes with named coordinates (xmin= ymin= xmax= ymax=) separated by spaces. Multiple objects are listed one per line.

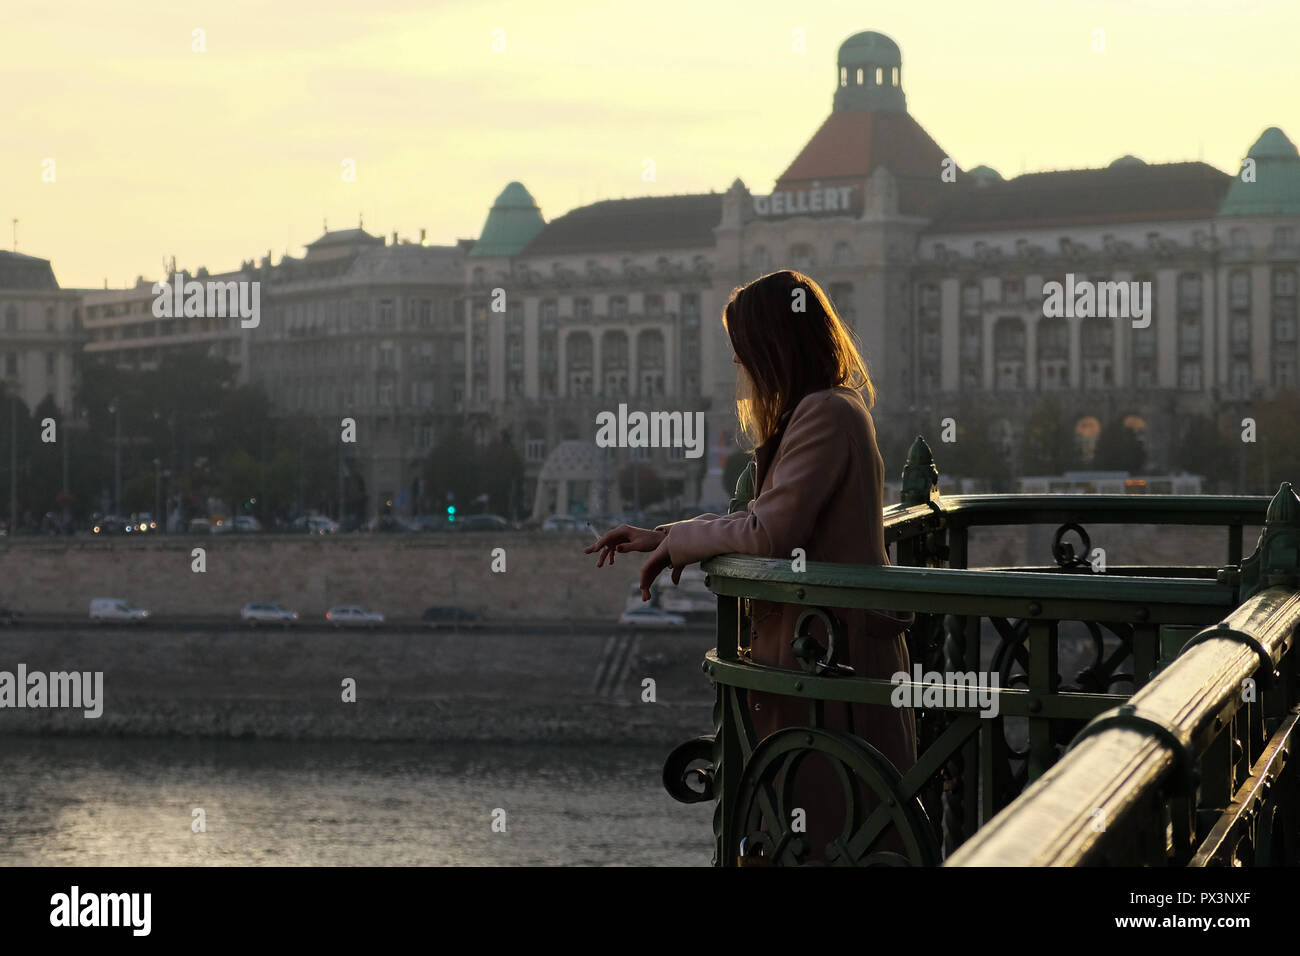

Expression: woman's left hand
xmin=639 ymin=537 xmax=683 ymax=601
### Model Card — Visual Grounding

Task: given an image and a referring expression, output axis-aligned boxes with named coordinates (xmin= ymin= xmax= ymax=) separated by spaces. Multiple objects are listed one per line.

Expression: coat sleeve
xmin=658 ymin=394 xmax=852 ymax=567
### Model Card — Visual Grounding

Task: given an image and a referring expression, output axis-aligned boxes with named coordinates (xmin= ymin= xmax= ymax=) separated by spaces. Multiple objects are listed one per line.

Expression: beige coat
xmin=659 ymin=386 xmax=917 ymax=781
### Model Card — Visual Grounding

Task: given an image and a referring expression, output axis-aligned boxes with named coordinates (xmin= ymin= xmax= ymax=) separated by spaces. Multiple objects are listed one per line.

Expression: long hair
xmin=724 ymin=269 xmax=875 ymax=449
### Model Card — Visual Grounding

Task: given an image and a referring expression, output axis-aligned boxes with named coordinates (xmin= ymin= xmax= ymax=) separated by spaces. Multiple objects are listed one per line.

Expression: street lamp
xmin=108 ymin=398 xmax=121 ymax=516
xmin=153 ymin=458 xmax=161 ymax=531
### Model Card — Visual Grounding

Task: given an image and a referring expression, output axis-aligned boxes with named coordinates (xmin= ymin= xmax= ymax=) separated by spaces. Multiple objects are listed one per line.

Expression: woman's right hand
xmin=585 ymin=524 xmax=665 ymax=567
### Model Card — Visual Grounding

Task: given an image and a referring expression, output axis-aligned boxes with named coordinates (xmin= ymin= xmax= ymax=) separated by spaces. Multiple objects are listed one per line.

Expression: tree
xmin=1093 ymin=417 xmax=1146 ymax=473
xmin=1020 ymin=400 xmax=1082 ymax=476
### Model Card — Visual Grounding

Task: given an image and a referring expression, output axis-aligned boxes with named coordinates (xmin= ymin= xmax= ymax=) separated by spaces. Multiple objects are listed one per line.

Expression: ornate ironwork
xmin=665 ymin=434 xmax=1299 ymax=866
xmin=731 ymin=727 xmax=939 ymax=866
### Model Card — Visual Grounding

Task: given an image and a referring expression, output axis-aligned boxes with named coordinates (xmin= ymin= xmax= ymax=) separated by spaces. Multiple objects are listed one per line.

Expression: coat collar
xmin=753 ymin=409 xmax=794 ymax=492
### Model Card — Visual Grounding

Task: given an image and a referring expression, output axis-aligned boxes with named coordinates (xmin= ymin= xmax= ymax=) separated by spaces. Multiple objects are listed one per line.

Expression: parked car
xmin=209 ymin=517 xmax=234 ymax=534
xmin=0 ymin=607 xmax=21 ymax=627
xmin=457 ymin=514 xmax=510 ymax=532
xmin=234 ymin=515 xmax=263 ymax=532
xmin=91 ymin=515 xmax=130 ymax=535
xmin=325 ymin=605 xmax=384 ymax=628
xmin=89 ymin=597 xmax=151 ymax=623
xmin=188 ymin=517 xmax=212 ymax=534
xmin=240 ymin=601 xmax=298 ymax=626
xmin=290 ymin=515 xmax=339 ymax=535
xmin=541 ymin=515 xmax=582 ymax=532
xmin=422 ymin=606 xmax=480 ymax=627
xmin=618 ymin=606 xmax=687 ymax=629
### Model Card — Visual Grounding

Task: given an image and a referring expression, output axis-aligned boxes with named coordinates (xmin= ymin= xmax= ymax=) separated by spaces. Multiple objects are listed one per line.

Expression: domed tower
xmin=833 ymin=31 xmax=905 ymax=113
xmin=469 ymin=181 xmax=545 ymax=258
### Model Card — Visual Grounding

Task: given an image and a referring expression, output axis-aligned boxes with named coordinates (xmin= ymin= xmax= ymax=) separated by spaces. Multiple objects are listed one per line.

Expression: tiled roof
xmin=773 ymin=109 xmax=953 ymax=214
xmin=930 ymin=162 xmax=1231 ymax=232
xmin=522 ymin=194 xmax=722 ymax=256
xmin=0 ymin=251 xmax=58 ymax=290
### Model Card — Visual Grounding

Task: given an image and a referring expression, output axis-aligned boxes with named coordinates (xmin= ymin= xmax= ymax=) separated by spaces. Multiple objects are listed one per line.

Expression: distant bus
xmin=1017 ymin=472 xmax=1204 ymax=495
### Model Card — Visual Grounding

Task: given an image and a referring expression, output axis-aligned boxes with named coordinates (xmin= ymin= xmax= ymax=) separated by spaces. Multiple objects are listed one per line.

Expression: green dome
xmin=833 ymin=30 xmax=906 ymax=113
xmin=1219 ymin=127 xmax=1300 ymax=218
xmin=968 ymin=165 xmax=1004 ymax=183
xmin=469 ymin=181 xmax=545 ymax=258
xmin=838 ymin=31 xmax=901 ymax=67
xmin=1248 ymin=127 xmax=1299 ymax=160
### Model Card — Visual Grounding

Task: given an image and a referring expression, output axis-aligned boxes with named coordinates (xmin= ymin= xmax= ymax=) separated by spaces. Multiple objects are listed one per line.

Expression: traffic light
xmin=447 ymin=505 xmax=456 ymax=524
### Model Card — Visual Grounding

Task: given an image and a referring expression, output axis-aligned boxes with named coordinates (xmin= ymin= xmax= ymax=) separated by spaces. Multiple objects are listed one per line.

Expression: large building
xmin=82 ymin=265 xmax=254 ymax=381
xmin=464 ymin=183 xmax=726 ymax=517
xmin=468 ymin=30 xmax=1299 ymax=500
xmin=43 ymin=29 xmax=1300 ymax=520
xmin=0 ymin=251 xmax=84 ymax=414
xmin=248 ymin=228 xmax=468 ymax=515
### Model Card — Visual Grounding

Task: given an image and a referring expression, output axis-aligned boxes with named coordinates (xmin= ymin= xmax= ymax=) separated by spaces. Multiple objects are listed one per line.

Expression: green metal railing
xmin=663 ymin=436 xmax=1300 ymax=866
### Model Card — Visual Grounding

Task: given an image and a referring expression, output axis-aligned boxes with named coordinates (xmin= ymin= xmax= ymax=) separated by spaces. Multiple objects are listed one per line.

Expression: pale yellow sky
xmin=3 ymin=0 xmax=1296 ymax=289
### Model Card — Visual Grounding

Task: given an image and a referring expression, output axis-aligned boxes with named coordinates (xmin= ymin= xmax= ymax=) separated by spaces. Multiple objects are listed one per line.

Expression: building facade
xmin=0 ymin=251 xmax=84 ymax=414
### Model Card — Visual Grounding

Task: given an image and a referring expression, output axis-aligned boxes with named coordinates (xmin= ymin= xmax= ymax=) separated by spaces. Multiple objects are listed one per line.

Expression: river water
xmin=0 ymin=737 xmax=714 ymax=866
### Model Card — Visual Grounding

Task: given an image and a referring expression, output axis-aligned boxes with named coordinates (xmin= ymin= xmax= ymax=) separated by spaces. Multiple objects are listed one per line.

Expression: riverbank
xmin=0 ymin=627 xmax=717 ymax=746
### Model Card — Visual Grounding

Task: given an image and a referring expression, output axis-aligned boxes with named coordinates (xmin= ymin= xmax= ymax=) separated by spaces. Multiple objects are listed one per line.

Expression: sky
xmin=3 ymin=0 xmax=1296 ymax=290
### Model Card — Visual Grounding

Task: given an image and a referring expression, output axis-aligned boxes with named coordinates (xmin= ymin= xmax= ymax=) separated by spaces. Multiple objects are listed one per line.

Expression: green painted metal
xmin=665 ymin=430 xmax=1300 ymax=866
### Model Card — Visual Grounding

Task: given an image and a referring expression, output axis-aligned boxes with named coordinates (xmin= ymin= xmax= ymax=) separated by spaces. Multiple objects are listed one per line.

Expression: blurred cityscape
xmin=2 ymin=30 xmax=1298 ymax=537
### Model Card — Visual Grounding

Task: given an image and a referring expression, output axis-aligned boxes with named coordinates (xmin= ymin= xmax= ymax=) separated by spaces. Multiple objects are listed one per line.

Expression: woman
xmin=586 ymin=270 xmax=916 ymax=856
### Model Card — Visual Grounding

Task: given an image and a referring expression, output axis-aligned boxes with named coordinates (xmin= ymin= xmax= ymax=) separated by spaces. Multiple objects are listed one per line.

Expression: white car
xmin=240 ymin=602 xmax=298 ymax=626
xmin=89 ymin=597 xmax=151 ymax=623
xmin=325 ymin=605 xmax=384 ymax=628
xmin=619 ymin=606 xmax=687 ymax=629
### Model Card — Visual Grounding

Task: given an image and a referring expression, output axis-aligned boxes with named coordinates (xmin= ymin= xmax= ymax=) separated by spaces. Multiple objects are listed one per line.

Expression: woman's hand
xmin=585 ymin=524 xmax=665 ymax=567
xmin=638 ymin=536 xmax=682 ymax=602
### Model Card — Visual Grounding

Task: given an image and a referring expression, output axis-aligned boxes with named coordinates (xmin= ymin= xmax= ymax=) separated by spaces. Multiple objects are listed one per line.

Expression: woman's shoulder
xmin=791 ymin=386 xmax=872 ymax=426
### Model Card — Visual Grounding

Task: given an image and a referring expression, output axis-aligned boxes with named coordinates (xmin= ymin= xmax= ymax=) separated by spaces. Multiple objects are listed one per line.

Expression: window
xmin=920 ymin=284 xmax=940 ymax=313
xmin=1230 ymin=360 xmax=1251 ymax=393
xmin=1179 ymin=360 xmax=1202 ymax=390
xmin=45 ymin=352 xmax=55 ymax=376
xmin=4 ymin=353 xmax=15 ymax=376
xmin=1274 ymin=356 xmax=1297 ymax=388
xmin=610 ymin=296 xmax=627 ymax=319
xmin=960 ymin=281 xmax=981 ymax=317
xmin=1275 ymin=269 xmax=1297 ymax=297
xmin=1230 ymin=270 xmax=1251 ymax=309
xmin=4 ymin=306 xmax=16 ymax=331
xmin=575 ymin=297 xmax=592 ymax=320
xmin=790 ymin=244 xmax=813 ymax=271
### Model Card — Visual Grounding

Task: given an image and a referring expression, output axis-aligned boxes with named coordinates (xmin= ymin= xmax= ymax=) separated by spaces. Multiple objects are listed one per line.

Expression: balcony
xmin=664 ymin=438 xmax=1300 ymax=866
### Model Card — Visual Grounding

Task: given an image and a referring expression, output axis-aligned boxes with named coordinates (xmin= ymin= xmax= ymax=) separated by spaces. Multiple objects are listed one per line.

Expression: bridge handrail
xmin=945 ymin=584 xmax=1300 ymax=866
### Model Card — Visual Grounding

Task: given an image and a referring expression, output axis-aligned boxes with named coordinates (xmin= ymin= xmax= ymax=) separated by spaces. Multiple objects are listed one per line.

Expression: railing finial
xmin=900 ymin=435 xmax=940 ymax=506
xmin=1239 ymin=481 xmax=1300 ymax=600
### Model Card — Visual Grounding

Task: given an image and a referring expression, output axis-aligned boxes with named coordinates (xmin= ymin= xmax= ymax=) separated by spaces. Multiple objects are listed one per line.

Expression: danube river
xmin=0 ymin=736 xmax=714 ymax=866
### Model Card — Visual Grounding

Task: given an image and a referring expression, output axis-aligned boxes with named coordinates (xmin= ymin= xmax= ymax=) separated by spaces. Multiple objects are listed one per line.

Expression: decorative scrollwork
xmin=791 ymin=607 xmax=855 ymax=677
xmin=663 ymin=735 xmax=716 ymax=804
xmin=729 ymin=727 xmax=939 ymax=866
xmin=1052 ymin=522 xmax=1092 ymax=569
